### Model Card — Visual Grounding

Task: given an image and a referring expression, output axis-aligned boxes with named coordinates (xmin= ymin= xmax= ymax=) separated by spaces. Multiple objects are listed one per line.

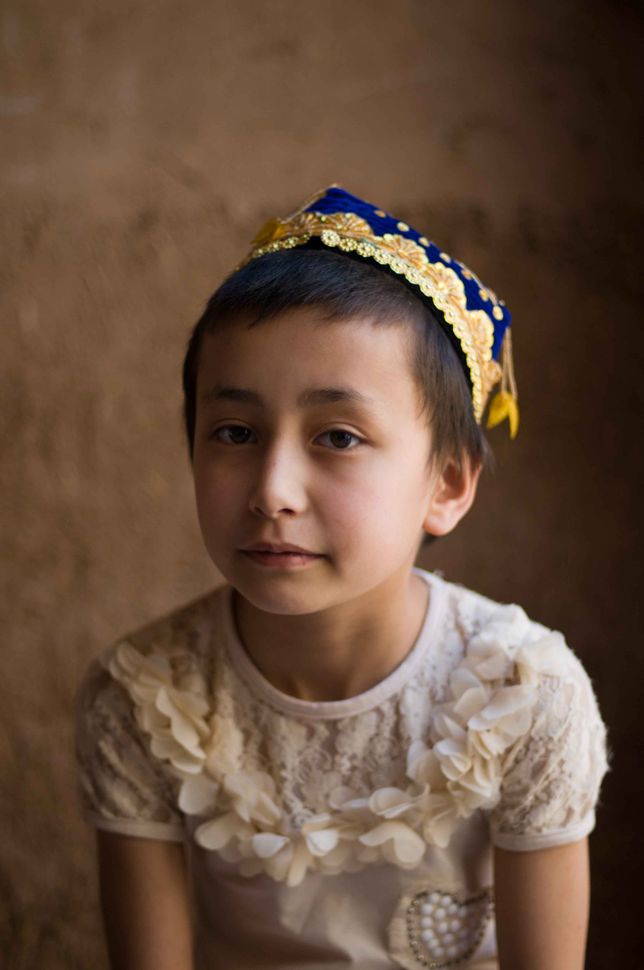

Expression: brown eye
xmin=212 ymin=425 xmax=254 ymax=445
xmin=318 ymin=429 xmax=362 ymax=450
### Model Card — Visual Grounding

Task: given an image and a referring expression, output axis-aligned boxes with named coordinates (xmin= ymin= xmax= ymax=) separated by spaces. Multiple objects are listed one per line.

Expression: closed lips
xmin=244 ymin=544 xmax=318 ymax=554
xmin=247 ymin=549 xmax=319 ymax=555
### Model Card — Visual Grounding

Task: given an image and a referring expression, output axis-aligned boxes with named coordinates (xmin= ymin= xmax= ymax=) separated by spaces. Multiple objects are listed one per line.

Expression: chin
xmin=238 ymin=586 xmax=328 ymax=617
xmin=228 ymin=566 xmax=328 ymax=614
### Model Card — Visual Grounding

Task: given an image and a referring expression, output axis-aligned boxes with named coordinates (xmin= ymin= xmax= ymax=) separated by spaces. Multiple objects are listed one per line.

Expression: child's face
xmin=192 ymin=306 xmax=443 ymax=615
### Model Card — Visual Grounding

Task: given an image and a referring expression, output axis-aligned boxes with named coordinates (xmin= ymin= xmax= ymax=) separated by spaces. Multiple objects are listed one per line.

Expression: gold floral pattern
xmin=238 ymin=209 xmax=506 ymax=422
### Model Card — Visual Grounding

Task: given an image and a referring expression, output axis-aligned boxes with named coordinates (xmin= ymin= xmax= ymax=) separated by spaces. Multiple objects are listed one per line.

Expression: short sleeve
xmin=489 ymin=649 xmax=611 ymax=851
xmin=74 ymin=653 xmax=185 ymax=841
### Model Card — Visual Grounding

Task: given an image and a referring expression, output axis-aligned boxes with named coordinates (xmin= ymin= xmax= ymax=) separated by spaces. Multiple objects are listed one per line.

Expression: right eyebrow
xmin=199 ymin=383 xmax=380 ymax=411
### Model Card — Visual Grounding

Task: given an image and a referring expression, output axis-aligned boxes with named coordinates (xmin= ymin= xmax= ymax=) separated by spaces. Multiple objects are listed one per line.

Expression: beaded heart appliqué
xmin=388 ymin=886 xmax=494 ymax=969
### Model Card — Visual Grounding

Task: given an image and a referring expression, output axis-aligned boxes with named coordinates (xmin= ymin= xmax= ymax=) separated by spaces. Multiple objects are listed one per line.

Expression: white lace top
xmin=74 ymin=567 xmax=610 ymax=970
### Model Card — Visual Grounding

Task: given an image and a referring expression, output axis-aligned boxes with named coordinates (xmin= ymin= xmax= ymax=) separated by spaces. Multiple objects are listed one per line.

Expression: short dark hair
xmin=181 ymin=248 xmax=492 ymax=546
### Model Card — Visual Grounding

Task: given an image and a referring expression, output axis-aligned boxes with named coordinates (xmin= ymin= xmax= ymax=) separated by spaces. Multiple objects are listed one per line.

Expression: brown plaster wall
xmin=2 ymin=1 xmax=642 ymax=965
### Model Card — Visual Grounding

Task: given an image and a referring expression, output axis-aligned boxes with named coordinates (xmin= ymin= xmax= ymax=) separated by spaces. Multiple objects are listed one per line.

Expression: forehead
xmin=196 ymin=308 xmax=422 ymax=418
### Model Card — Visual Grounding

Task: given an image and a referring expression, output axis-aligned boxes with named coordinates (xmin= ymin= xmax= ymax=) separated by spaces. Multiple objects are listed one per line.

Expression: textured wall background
xmin=2 ymin=0 xmax=642 ymax=966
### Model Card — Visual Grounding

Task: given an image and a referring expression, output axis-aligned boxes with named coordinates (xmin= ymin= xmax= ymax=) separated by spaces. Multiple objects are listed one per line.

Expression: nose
xmin=248 ymin=439 xmax=308 ymax=519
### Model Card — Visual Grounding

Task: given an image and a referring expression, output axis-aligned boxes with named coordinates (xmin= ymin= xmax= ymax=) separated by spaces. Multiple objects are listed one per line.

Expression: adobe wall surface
xmin=2 ymin=1 xmax=641 ymax=965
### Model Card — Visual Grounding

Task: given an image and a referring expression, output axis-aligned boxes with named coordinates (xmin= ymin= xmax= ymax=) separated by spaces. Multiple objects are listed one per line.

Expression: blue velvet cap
xmin=243 ymin=185 xmax=518 ymax=434
xmin=303 ymin=187 xmax=511 ymax=358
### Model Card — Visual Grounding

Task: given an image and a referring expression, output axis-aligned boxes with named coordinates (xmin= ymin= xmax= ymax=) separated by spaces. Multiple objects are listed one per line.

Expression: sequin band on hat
xmin=239 ymin=185 xmax=519 ymax=436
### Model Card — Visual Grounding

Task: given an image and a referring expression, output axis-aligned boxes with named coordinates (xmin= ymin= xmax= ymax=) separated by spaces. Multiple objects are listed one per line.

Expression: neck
xmin=231 ymin=570 xmax=430 ymax=702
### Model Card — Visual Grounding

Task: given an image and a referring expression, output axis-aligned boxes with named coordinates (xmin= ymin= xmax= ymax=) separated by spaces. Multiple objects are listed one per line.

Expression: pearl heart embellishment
xmin=389 ymin=886 xmax=494 ymax=969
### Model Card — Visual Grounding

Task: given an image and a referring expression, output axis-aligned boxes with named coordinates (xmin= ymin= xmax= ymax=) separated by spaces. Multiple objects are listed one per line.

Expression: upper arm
xmin=494 ymin=838 xmax=590 ymax=970
xmin=487 ymin=644 xmax=609 ymax=968
xmin=96 ymin=831 xmax=194 ymax=970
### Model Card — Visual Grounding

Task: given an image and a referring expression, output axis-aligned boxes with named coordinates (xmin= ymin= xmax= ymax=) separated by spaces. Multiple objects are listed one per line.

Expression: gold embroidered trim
xmin=239 ymin=210 xmax=504 ymax=422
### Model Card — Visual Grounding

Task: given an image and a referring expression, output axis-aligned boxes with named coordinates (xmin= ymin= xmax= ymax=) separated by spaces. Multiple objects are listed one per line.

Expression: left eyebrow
xmin=200 ymin=383 xmax=380 ymax=411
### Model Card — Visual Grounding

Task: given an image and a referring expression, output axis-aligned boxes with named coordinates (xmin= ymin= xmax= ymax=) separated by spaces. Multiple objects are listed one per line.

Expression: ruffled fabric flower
xmin=103 ymin=603 xmax=570 ymax=885
xmin=107 ymin=643 xmax=211 ymax=774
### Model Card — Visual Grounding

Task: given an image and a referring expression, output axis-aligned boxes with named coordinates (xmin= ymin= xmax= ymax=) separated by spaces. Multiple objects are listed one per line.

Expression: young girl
xmin=74 ymin=186 xmax=610 ymax=970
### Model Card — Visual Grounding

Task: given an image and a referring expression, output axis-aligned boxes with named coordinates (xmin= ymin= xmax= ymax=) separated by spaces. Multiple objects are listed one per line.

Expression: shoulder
xmin=79 ymin=584 xmax=228 ymax=692
xmin=75 ymin=583 xmax=231 ymax=763
xmin=74 ymin=585 xmax=233 ymax=836
xmin=421 ymin=570 xmax=609 ymax=779
xmin=425 ymin=571 xmax=582 ymax=683
xmin=413 ymin=574 xmax=610 ymax=846
xmin=110 ymin=584 xmax=228 ymax=661
xmin=427 ymin=571 xmax=549 ymax=642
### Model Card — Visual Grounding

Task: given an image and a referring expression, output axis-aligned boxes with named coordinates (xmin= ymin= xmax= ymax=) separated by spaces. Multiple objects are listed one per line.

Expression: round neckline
xmin=219 ymin=567 xmax=447 ymax=720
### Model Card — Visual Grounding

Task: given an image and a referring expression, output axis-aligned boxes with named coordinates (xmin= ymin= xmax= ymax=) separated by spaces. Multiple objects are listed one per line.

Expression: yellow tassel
xmin=485 ymin=327 xmax=519 ymax=438
xmin=486 ymin=390 xmax=520 ymax=438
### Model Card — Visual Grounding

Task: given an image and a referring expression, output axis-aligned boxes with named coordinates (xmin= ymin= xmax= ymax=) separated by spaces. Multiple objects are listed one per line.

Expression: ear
xmin=422 ymin=456 xmax=482 ymax=538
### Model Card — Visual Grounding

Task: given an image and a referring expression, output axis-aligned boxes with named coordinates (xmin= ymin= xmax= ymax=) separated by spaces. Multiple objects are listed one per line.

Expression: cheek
xmin=339 ymin=457 xmax=428 ymax=536
xmin=192 ymin=462 xmax=237 ymax=529
xmin=323 ymin=468 xmax=402 ymax=539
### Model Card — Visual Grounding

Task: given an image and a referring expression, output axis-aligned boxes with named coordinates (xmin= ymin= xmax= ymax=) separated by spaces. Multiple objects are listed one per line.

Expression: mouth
xmin=241 ymin=549 xmax=323 ymax=568
xmin=242 ymin=542 xmax=319 ymax=555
